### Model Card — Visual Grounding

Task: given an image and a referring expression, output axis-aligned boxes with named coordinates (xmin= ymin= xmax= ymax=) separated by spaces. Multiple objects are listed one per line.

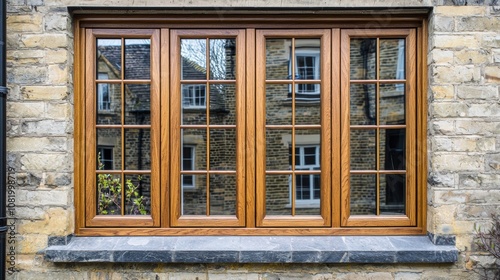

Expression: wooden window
xmin=75 ymin=15 xmax=427 ymax=235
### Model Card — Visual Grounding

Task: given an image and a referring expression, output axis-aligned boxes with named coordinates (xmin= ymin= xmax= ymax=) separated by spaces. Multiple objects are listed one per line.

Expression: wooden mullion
xmin=291 ymin=37 xmax=296 ymax=217
xmin=375 ymin=37 xmax=380 ymax=217
xmin=246 ymin=28 xmax=257 ymax=228
xmin=331 ymin=28 xmax=341 ymax=228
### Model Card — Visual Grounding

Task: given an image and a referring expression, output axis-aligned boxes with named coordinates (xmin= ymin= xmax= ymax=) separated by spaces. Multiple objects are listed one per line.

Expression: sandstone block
xmin=432 ymin=16 xmax=454 ymax=32
xmin=431 ymin=120 xmax=455 ymax=135
xmin=457 ymin=85 xmax=498 ymax=99
xmin=433 ymin=35 xmax=480 ymax=49
xmin=22 ymin=86 xmax=68 ymax=100
xmin=7 ymin=14 xmax=43 ymax=32
xmin=18 ymin=234 xmax=47 ymax=254
xmin=485 ymin=66 xmax=500 ymax=83
xmin=7 ymin=50 xmax=44 ymax=65
xmin=456 ymin=120 xmax=500 ymax=135
xmin=7 ymin=137 xmax=66 ymax=152
xmin=45 ymin=103 xmax=70 ymax=119
xmin=16 ymin=189 xmax=69 ymax=207
xmin=431 ymin=153 xmax=483 ymax=171
xmin=18 ymin=208 xmax=71 ymax=235
xmin=454 ymin=49 xmax=490 ymax=65
xmin=7 ymin=102 xmax=45 ymax=118
xmin=457 ymin=16 xmax=500 ymax=32
xmin=429 ymin=49 xmax=453 ymax=64
xmin=44 ymin=13 xmax=68 ymax=32
xmin=20 ymin=153 xmax=72 ymax=171
xmin=21 ymin=120 xmax=68 ymax=136
xmin=45 ymin=49 xmax=68 ymax=64
xmin=431 ymin=102 xmax=467 ymax=118
xmin=431 ymin=85 xmax=454 ymax=99
xmin=434 ymin=6 xmax=486 ymax=16
xmin=433 ymin=137 xmax=495 ymax=152
xmin=48 ymin=64 xmax=68 ymax=85
xmin=431 ymin=65 xmax=480 ymax=84
xmin=21 ymin=34 xmax=67 ymax=49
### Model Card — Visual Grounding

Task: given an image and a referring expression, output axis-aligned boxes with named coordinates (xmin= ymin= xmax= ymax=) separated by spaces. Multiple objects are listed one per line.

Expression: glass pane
xmin=124 ymin=174 xmax=151 ymax=215
xmin=350 ymin=84 xmax=376 ymax=126
xmin=209 ymin=174 xmax=236 ymax=215
xmin=295 ymin=85 xmax=321 ymax=125
xmin=182 ymin=84 xmax=207 ymax=126
xmin=182 ymin=174 xmax=207 ymax=215
xmin=295 ymin=173 xmax=321 ymax=216
xmin=350 ymin=129 xmax=376 ymax=170
xmin=380 ymin=39 xmax=405 ymax=80
xmin=181 ymin=39 xmax=207 ymax=80
xmin=124 ymin=129 xmax=151 ymax=170
xmin=266 ymin=38 xmax=292 ymax=80
xmin=209 ymin=84 xmax=236 ymax=126
xmin=209 ymin=39 xmax=236 ymax=80
xmin=265 ymin=174 xmax=291 ymax=215
xmin=380 ymin=174 xmax=406 ymax=215
xmin=350 ymin=39 xmax=376 ymax=80
xmin=266 ymin=84 xmax=292 ymax=125
xmin=97 ymin=173 xmax=122 ymax=215
xmin=294 ymin=39 xmax=321 ymax=80
xmin=266 ymin=129 xmax=292 ymax=171
xmin=182 ymin=129 xmax=207 ymax=170
xmin=380 ymin=84 xmax=405 ymax=125
xmin=124 ymin=39 xmax=151 ymax=80
xmin=97 ymin=128 xmax=122 ymax=170
xmin=209 ymin=129 xmax=236 ymax=171
xmin=124 ymin=84 xmax=151 ymax=125
xmin=97 ymin=82 xmax=121 ymax=125
xmin=97 ymin=39 xmax=121 ymax=80
xmin=350 ymin=174 xmax=376 ymax=215
xmin=380 ymin=129 xmax=406 ymax=170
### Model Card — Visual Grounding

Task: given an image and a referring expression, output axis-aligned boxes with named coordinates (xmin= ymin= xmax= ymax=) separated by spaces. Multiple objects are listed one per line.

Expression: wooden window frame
xmin=74 ymin=13 xmax=427 ymax=236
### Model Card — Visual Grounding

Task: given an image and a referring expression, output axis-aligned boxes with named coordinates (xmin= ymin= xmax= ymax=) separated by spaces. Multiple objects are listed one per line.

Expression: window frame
xmin=74 ymin=14 xmax=427 ymax=236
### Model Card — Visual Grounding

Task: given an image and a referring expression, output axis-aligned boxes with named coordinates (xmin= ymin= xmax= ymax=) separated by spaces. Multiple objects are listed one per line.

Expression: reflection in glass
xmin=380 ymin=174 xmax=406 ymax=215
xmin=182 ymin=146 xmax=195 ymax=188
xmin=209 ymin=39 xmax=236 ymax=80
xmin=266 ymin=38 xmax=292 ymax=80
xmin=266 ymin=174 xmax=291 ymax=215
xmin=350 ymin=129 xmax=376 ymax=170
xmin=124 ymin=39 xmax=151 ymax=80
xmin=181 ymin=39 xmax=207 ymax=80
xmin=266 ymin=84 xmax=292 ymax=125
xmin=182 ymin=174 xmax=207 ymax=215
xmin=380 ymin=129 xmax=406 ymax=170
xmin=266 ymin=129 xmax=291 ymax=171
xmin=209 ymin=129 xmax=236 ymax=171
xmin=294 ymin=39 xmax=321 ymax=81
xmin=380 ymin=39 xmax=405 ymax=80
xmin=97 ymin=39 xmax=121 ymax=80
xmin=97 ymin=173 xmax=122 ymax=215
xmin=350 ymin=84 xmax=376 ymax=125
xmin=209 ymin=84 xmax=236 ymax=126
xmin=97 ymin=128 xmax=121 ymax=170
xmin=182 ymin=129 xmax=207 ymax=170
xmin=350 ymin=38 xmax=376 ymax=80
xmin=124 ymin=84 xmax=151 ymax=125
xmin=124 ymin=174 xmax=151 ymax=215
xmin=209 ymin=174 xmax=236 ymax=215
xmin=97 ymin=82 xmax=121 ymax=125
xmin=295 ymin=84 xmax=321 ymax=125
xmin=350 ymin=174 xmax=376 ymax=215
xmin=182 ymin=84 xmax=206 ymax=109
xmin=380 ymin=84 xmax=405 ymax=125
xmin=292 ymin=145 xmax=321 ymax=215
xmin=124 ymin=129 xmax=151 ymax=170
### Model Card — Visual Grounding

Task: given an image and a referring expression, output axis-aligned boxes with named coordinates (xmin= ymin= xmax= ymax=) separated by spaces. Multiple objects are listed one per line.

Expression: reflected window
xmin=97 ymin=73 xmax=111 ymax=111
xmin=291 ymin=49 xmax=320 ymax=99
xmin=182 ymin=146 xmax=195 ymax=188
xmin=182 ymin=85 xmax=206 ymax=108
xmin=289 ymin=146 xmax=320 ymax=203
xmin=98 ymin=146 xmax=114 ymax=170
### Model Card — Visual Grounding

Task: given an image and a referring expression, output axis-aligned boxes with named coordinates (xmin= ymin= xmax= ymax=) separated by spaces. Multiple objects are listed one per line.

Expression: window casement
xmin=74 ymin=15 xmax=427 ymax=235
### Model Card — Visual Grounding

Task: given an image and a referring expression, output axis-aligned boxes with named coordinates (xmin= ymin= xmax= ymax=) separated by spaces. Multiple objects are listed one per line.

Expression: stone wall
xmin=4 ymin=0 xmax=500 ymax=279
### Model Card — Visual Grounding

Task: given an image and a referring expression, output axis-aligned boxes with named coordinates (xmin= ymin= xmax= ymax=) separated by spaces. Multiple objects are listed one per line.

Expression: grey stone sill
xmin=44 ymin=235 xmax=457 ymax=263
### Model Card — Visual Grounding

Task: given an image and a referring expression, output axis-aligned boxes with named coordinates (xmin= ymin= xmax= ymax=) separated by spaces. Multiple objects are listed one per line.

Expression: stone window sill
xmin=44 ymin=235 xmax=457 ymax=263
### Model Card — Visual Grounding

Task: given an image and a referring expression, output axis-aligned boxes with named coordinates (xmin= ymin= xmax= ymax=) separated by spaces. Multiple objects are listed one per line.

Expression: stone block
xmin=457 ymin=16 xmax=500 ymax=32
xmin=22 ymin=86 xmax=68 ymax=100
xmin=429 ymin=49 xmax=454 ymax=64
xmin=21 ymin=120 xmax=68 ymax=136
xmin=169 ymin=273 xmax=208 ymax=280
xmin=7 ymin=137 xmax=66 ymax=152
xmin=457 ymin=85 xmax=498 ymax=100
xmin=431 ymin=65 xmax=480 ymax=84
xmin=44 ymin=13 xmax=68 ymax=32
xmin=7 ymin=66 xmax=46 ymax=84
xmin=7 ymin=102 xmax=45 ymax=118
xmin=48 ymin=64 xmax=68 ymax=85
xmin=45 ymin=49 xmax=68 ymax=64
xmin=482 ymin=34 xmax=500 ymax=48
xmin=432 ymin=85 xmax=454 ymax=99
xmin=7 ymin=14 xmax=43 ymax=32
xmin=21 ymin=34 xmax=68 ymax=49
xmin=493 ymin=49 xmax=500 ymax=63
xmin=434 ymin=6 xmax=486 ymax=16
xmin=431 ymin=154 xmax=483 ymax=171
xmin=18 ymin=234 xmax=48 ymax=254
xmin=430 ymin=120 xmax=455 ymax=135
xmin=485 ymin=66 xmax=500 ymax=83
xmin=433 ymin=137 xmax=494 ymax=152
xmin=485 ymin=153 xmax=500 ymax=171
xmin=7 ymin=50 xmax=44 ymax=65
xmin=456 ymin=120 xmax=500 ymax=135
xmin=20 ymin=153 xmax=72 ymax=171
xmin=16 ymin=189 xmax=69 ymax=207
xmin=431 ymin=102 xmax=467 ymax=118
xmin=454 ymin=49 xmax=490 ymax=65
xmin=433 ymin=35 xmax=480 ymax=49
xmin=459 ymin=174 xmax=500 ymax=189
xmin=18 ymin=208 xmax=71 ymax=235
xmin=467 ymin=103 xmax=500 ymax=117
xmin=45 ymin=103 xmax=70 ymax=119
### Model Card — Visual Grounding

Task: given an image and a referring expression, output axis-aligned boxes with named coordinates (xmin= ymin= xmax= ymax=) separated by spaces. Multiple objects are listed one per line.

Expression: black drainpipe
xmin=0 ymin=0 xmax=8 ymax=278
